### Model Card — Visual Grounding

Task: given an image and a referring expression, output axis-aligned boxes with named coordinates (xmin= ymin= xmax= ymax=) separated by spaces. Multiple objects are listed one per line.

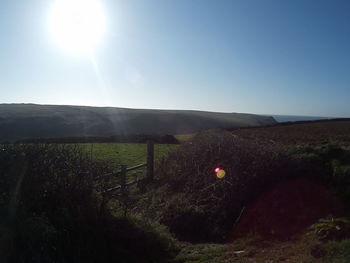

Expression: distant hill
xmin=270 ymin=114 xmax=332 ymax=122
xmin=0 ymin=104 xmax=276 ymax=142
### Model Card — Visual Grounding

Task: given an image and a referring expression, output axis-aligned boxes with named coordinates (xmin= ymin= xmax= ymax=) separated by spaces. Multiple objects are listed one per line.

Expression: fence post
xmin=119 ymin=164 xmax=128 ymax=217
xmin=120 ymin=164 xmax=127 ymax=193
xmin=147 ymin=140 xmax=154 ymax=181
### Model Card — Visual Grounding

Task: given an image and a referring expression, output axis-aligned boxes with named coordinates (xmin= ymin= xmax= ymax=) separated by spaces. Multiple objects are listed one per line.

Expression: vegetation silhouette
xmin=0 ymin=144 xmax=176 ymax=263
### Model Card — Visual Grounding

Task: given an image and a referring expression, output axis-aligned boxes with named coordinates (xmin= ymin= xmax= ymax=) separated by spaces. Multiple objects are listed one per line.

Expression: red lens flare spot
xmin=214 ymin=167 xmax=226 ymax=179
xmin=216 ymin=169 xmax=226 ymax=179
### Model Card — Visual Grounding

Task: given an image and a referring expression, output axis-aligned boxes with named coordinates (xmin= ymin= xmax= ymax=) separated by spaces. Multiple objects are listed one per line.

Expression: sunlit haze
xmin=48 ymin=0 xmax=106 ymax=55
xmin=1 ymin=0 xmax=350 ymax=117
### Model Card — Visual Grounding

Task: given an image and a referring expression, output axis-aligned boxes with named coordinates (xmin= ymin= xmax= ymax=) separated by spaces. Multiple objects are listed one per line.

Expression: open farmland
xmin=79 ymin=142 xmax=178 ymax=169
xmin=77 ymin=143 xmax=179 ymax=183
xmin=230 ymin=119 xmax=350 ymax=147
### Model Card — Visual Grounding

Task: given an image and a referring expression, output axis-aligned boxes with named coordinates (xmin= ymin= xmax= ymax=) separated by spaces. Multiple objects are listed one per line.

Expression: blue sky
xmin=1 ymin=0 xmax=350 ymax=117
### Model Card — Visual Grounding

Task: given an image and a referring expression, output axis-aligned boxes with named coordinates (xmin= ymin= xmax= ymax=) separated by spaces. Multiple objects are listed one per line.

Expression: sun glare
xmin=48 ymin=0 xmax=106 ymax=55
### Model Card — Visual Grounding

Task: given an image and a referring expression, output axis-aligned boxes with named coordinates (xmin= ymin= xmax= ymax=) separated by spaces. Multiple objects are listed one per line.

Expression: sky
xmin=0 ymin=0 xmax=350 ymax=117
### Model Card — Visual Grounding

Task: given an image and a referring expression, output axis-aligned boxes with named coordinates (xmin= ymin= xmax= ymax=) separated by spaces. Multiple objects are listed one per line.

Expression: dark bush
xmin=146 ymin=131 xmax=350 ymax=242
xmin=145 ymin=130 xmax=295 ymax=242
xmin=0 ymin=144 xmax=176 ymax=263
xmin=310 ymin=217 xmax=350 ymax=242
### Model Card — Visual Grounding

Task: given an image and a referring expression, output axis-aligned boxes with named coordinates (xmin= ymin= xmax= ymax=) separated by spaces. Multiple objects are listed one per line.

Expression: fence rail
xmin=126 ymin=163 xmax=147 ymax=172
xmin=103 ymin=140 xmax=154 ymax=194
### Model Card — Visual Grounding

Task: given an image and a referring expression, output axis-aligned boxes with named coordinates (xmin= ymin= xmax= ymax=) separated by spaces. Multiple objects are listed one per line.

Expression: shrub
xmin=310 ymin=217 xmax=350 ymax=241
xmin=292 ymin=144 xmax=350 ymax=213
xmin=147 ymin=130 xmax=294 ymax=242
xmin=144 ymin=131 xmax=350 ymax=242
xmin=0 ymin=144 xmax=177 ymax=263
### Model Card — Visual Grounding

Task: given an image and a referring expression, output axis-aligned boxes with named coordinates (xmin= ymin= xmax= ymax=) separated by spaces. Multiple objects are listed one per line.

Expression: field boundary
xmin=103 ymin=140 xmax=154 ymax=193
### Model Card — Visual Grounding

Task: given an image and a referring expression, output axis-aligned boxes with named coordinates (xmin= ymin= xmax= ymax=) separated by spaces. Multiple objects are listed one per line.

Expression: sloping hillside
xmin=0 ymin=104 xmax=276 ymax=141
xmin=230 ymin=119 xmax=350 ymax=146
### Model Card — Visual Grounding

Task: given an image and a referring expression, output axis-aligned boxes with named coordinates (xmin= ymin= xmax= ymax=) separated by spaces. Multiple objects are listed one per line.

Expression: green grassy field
xmin=78 ymin=143 xmax=179 ymax=181
xmin=79 ymin=143 xmax=178 ymax=174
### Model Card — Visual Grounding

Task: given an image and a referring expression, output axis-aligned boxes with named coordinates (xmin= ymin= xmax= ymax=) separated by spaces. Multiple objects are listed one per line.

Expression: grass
xmin=319 ymin=239 xmax=350 ymax=263
xmin=79 ymin=142 xmax=178 ymax=166
xmin=173 ymin=235 xmax=318 ymax=263
xmin=78 ymin=143 xmax=179 ymax=181
xmin=174 ymin=243 xmax=229 ymax=263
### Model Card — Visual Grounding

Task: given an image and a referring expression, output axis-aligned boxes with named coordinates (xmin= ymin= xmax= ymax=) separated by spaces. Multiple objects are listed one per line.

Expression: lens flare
xmin=214 ymin=167 xmax=226 ymax=179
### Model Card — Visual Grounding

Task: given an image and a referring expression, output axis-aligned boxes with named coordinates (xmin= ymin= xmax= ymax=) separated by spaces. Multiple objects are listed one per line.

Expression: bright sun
xmin=48 ymin=0 xmax=106 ymax=55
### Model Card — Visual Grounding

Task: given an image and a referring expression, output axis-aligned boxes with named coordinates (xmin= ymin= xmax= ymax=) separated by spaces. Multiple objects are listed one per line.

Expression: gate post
xmin=147 ymin=140 xmax=154 ymax=181
xmin=120 ymin=164 xmax=127 ymax=192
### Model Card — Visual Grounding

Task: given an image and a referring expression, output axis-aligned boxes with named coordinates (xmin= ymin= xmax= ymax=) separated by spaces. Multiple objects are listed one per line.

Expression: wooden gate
xmin=104 ymin=140 xmax=154 ymax=193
